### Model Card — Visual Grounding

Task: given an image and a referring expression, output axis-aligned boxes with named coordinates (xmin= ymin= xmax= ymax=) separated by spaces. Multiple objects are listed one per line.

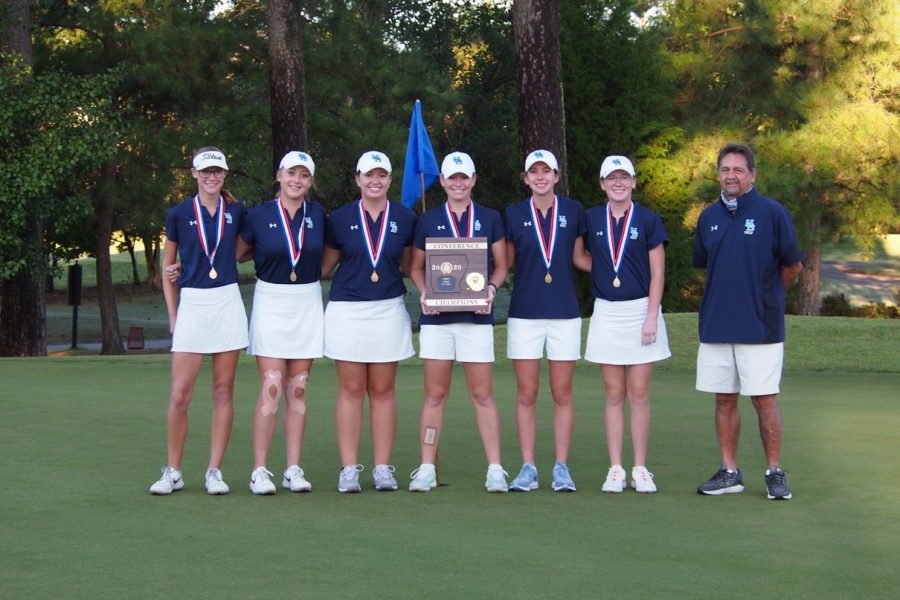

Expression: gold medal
xmin=544 ymin=272 xmax=552 ymax=284
xmin=209 ymin=267 xmax=218 ymax=280
xmin=613 ymin=276 xmax=621 ymax=288
xmin=371 ymin=270 xmax=379 ymax=283
xmin=290 ymin=271 xmax=297 ymax=282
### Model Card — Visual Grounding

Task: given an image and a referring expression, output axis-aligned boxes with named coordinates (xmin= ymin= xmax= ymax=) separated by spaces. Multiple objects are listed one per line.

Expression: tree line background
xmin=1 ymin=0 xmax=897 ymax=356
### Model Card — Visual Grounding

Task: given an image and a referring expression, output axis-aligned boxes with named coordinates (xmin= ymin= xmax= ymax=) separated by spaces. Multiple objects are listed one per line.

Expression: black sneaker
xmin=697 ymin=466 xmax=745 ymax=495
xmin=765 ymin=466 xmax=792 ymax=500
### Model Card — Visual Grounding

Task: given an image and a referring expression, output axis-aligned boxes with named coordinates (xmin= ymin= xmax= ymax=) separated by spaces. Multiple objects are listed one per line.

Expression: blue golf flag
xmin=401 ymin=99 xmax=440 ymax=209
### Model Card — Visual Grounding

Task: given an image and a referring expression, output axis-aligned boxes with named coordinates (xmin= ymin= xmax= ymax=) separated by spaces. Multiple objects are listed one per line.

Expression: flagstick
xmin=420 ymin=171 xmax=426 ymax=212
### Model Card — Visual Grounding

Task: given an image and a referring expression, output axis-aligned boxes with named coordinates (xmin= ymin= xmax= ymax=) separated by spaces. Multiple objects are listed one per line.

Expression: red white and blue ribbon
xmin=277 ymin=198 xmax=306 ymax=275
xmin=529 ymin=195 xmax=558 ymax=274
xmin=193 ymin=194 xmax=224 ymax=273
xmin=444 ymin=201 xmax=474 ymax=238
xmin=358 ymin=199 xmax=390 ymax=273
xmin=606 ymin=201 xmax=634 ymax=279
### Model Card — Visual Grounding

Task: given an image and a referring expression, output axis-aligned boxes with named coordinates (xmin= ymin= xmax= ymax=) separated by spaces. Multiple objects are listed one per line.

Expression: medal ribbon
xmin=358 ymin=199 xmax=390 ymax=272
xmin=444 ymin=201 xmax=475 ymax=238
xmin=277 ymin=198 xmax=306 ymax=273
xmin=606 ymin=201 xmax=634 ymax=277
xmin=529 ymin=196 xmax=558 ymax=273
xmin=193 ymin=194 xmax=225 ymax=271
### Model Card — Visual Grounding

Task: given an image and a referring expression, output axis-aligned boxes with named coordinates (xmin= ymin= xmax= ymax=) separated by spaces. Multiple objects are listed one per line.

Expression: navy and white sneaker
xmin=697 ymin=466 xmax=744 ymax=495
xmin=765 ymin=466 xmax=792 ymax=500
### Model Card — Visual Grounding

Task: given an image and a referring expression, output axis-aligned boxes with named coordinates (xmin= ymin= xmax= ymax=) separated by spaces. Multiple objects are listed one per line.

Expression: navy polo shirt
xmin=165 ymin=195 xmax=244 ymax=288
xmin=584 ymin=202 xmax=668 ymax=301
xmin=694 ymin=188 xmax=803 ymax=344
xmin=241 ymin=199 xmax=327 ymax=284
xmin=505 ymin=195 xmax=587 ymax=319
xmin=325 ymin=200 xmax=416 ymax=301
xmin=413 ymin=201 xmax=505 ymax=326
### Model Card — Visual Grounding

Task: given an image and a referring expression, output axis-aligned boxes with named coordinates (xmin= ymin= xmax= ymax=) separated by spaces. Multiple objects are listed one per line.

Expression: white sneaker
xmin=249 ymin=467 xmax=276 ymax=495
xmin=338 ymin=464 xmax=364 ymax=493
xmin=372 ymin=464 xmax=399 ymax=491
xmin=409 ymin=464 xmax=437 ymax=492
xmin=485 ymin=465 xmax=509 ymax=493
xmin=150 ymin=466 xmax=184 ymax=495
xmin=205 ymin=468 xmax=230 ymax=495
xmin=631 ymin=466 xmax=657 ymax=493
xmin=602 ymin=465 xmax=627 ymax=493
xmin=283 ymin=465 xmax=312 ymax=492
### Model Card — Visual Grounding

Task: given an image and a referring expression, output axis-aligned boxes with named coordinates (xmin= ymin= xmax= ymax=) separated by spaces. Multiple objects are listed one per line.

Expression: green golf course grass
xmin=2 ymin=317 xmax=898 ymax=598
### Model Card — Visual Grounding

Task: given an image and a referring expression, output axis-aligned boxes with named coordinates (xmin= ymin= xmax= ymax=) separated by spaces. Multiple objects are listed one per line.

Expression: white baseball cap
xmin=599 ymin=155 xmax=636 ymax=179
xmin=279 ymin=151 xmax=315 ymax=175
xmin=441 ymin=152 xmax=476 ymax=178
xmin=356 ymin=151 xmax=392 ymax=174
xmin=524 ymin=149 xmax=559 ymax=172
xmin=193 ymin=150 xmax=229 ymax=171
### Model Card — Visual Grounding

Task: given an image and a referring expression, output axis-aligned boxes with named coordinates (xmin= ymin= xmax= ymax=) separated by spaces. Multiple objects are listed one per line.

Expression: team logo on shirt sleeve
xmin=744 ymin=219 xmax=756 ymax=235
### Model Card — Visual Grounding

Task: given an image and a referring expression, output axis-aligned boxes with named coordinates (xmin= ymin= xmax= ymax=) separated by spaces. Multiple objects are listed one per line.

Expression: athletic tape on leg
xmin=260 ymin=369 xmax=282 ymax=416
xmin=287 ymin=372 xmax=308 ymax=415
xmin=424 ymin=427 xmax=438 ymax=445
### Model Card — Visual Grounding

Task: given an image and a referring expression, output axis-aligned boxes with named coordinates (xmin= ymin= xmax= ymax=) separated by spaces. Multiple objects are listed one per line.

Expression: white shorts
xmin=248 ymin=280 xmax=324 ymax=359
xmin=172 ymin=284 xmax=249 ymax=354
xmin=696 ymin=343 xmax=784 ymax=396
xmin=584 ymin=297 xmax=672 ymax=365
xmin=324 ymin=297 xmax=415 ymax=363
xmin=506 ymin=317 xmax=582 ymax=361
xmin=419 ymin=323 xmax=494 ymax=362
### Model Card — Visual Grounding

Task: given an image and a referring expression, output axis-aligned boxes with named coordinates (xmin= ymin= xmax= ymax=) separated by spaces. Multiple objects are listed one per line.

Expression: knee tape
xmin=260 ymin=369 xmax=282 ymax=416
xmin=287 ymin=372 xmax=308 ymax=415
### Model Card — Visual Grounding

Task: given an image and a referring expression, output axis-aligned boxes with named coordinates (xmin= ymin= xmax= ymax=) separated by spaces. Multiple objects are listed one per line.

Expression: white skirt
xmin=172 ymin=284 xmax=249 ymax=354
xmin=584 ymin=297 xmax=671 ymax=365
xmin=324 ymin=297 xmax=414 ymax=363
xmin=248 ymin=280 xmax=324 ymax=359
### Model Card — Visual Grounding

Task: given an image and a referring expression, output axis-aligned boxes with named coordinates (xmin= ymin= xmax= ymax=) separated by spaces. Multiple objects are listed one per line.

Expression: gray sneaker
xmin=338 ymin=464 xmax=364 ymax=493
xmin=372 ymin=464 xmax=398 ymax=491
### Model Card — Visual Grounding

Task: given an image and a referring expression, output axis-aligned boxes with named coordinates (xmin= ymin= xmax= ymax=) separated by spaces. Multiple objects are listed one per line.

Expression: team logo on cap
xmin=453 ymin=156 xmax=463 ymax=165
xmin=613 ymin=158 xmax=622 ymax=166
xmin=371 ymin=153 xmax=383 ymax=162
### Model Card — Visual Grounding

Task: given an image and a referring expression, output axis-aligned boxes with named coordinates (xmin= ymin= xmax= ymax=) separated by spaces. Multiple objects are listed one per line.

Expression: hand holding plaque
xmin=424 ymin=237 xmax=489 ymax=312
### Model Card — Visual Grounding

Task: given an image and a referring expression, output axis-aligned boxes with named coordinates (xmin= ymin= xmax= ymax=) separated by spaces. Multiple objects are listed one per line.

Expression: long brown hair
xmin=192 ymin=145 xmax=237 ymax=204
